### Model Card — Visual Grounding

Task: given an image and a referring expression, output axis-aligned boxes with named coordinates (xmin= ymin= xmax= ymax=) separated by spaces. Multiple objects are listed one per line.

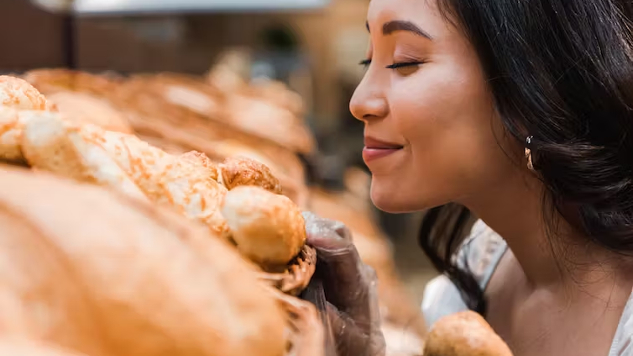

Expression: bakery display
xmin=22 ymin=69 xmax=310 ymax=209
xmin=0 ymin=70 xmax=513 ymax=356
xmin=0 ymin=165 xmax=324 ymax=356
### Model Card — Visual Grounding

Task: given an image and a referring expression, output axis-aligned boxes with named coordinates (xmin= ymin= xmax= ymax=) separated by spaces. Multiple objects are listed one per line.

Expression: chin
xmin=369 ymin=176 xmax=449 ymax=214
xmin=370 ymin=179 xmax=418 ymax=214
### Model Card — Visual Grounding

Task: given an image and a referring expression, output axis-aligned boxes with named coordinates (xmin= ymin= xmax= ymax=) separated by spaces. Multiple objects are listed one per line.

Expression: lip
xmin=362 ymin=136 xmax=404 ymax=163
xmin=364 ymin=136 xmax=404 ymax=149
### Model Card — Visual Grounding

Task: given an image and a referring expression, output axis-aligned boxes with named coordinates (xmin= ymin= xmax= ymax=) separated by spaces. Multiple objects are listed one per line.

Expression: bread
xmin=423 ymin=311 xmax=513 ymax=356
xmin=22 ymin=113 xmax=230 ymax=238
xmin=219 ymin=156 xmax=282 ymax=194
xmin=23 ymin=69 xmax=120 ymax=98
xmin=46 ymin=91 xmax=134 ymax=134
xmin=223 ymin=94 xmax=314 ymax=154
xmin=0 ymin=76 xmax=49 ymax=111
xmin=98 ymin=130 xmax=230 ymax=238
xmin=222 ymin=186 xmax=306 ymax=268
xmin=20 ymin=111 xmax=148 ymax=201
xmin=0 ymin=107 xmax=25 ymax=161
xmin=0 ymin=76 xmax=52 ymax=162
xmin=0 ymin=166 xmax=287 ymax=356
xmin=178 ymin=150 xmax=220 ymax=181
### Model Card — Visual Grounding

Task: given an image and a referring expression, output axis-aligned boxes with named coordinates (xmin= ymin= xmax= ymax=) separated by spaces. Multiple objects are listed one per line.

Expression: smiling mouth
xmin=362 ymin=145 xmax=403 ymax=162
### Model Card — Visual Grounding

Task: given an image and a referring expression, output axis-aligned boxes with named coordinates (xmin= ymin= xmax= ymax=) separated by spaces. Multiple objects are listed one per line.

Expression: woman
xmin=304 ymin=0 xmax=633 ymax=355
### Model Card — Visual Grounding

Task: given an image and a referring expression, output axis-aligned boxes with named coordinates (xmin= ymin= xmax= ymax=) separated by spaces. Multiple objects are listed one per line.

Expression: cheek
xmin=370 ymin=67 xmax=515 ymax=212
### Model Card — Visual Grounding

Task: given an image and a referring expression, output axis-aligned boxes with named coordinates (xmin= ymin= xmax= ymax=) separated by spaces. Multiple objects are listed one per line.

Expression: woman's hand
xmin=302 ymin=212 xmax=386 ymax=356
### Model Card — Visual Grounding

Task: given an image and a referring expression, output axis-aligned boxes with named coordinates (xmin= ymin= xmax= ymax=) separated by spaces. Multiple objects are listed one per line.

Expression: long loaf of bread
xmin=0 ymin=166 xmax=287 ymax=356
xmin=21 ymin=113 xmax=230 ymax=238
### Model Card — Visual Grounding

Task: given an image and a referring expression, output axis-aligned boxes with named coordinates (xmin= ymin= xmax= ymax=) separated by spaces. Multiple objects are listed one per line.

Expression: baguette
xmin=21 ymin=111 xmax=148 ymax=201
xmin=22 ymin=113 xmax=230 ymax=238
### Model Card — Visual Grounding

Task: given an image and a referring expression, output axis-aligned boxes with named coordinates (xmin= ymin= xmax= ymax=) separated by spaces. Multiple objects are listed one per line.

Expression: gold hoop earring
xmin=525 ymin=136 xmax=534 ymax=171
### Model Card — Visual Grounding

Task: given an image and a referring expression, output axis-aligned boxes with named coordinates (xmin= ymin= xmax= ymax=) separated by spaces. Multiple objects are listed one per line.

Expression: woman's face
xmin=350 ymin=0 xmax=519 ymax=213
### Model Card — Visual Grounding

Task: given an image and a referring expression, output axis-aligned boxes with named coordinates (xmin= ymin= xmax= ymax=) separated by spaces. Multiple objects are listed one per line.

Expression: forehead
xmin=367 ymin=0 xmax=448 ymax=37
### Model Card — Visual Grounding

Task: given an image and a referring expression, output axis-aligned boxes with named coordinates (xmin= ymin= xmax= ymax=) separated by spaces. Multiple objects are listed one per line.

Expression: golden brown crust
xmin=423 ymin=311 xmax=513 ymax=356
xmin=21 ymin=111 xmax=231 ymax=239
xmin=0 ymin=76 xmax=48 ymax=111
xmin=0 ymin=75 xmax=55 ymax=163
xmin=219 ymin=156 xmax=282 ymax=194
xmin=0 ymin=166 xmax=287 ymax=356
xmin=177 ymin=151 xmax=219 ymax=181
xmin=221 ymin=186 xmax=306 ymax=267
xmin=20 ymin=111 xmax=148 ymax=201
xmin=97 ymin=130 xmax=231 ymax=239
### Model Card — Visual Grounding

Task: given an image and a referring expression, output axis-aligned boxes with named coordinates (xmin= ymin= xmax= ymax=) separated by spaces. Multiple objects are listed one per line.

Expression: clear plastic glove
xmin=301 ymin=212 xmax=386 ymax=356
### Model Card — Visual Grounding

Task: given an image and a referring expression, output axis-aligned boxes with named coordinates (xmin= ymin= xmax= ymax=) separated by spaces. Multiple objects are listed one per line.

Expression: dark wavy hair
xmin=419 ymin=0 xmax=633 ymax=316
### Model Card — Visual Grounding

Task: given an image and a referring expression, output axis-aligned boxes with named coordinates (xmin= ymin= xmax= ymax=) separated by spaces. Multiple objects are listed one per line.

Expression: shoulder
xmin=421 ymin=219 xmax=507 ymax=327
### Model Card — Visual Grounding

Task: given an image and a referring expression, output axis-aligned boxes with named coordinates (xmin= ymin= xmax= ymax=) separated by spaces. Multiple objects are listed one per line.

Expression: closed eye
xmin=386 ymin=61 xmax=425 ymax=76
xmin=359 ymin=59 xmax=372 ymax=68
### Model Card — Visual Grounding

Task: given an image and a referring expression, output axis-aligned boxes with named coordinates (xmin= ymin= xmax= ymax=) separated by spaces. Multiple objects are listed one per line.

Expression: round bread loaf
xmin=221 ymin=185 xmax=306 ymax=268
xmin=0 ymin=76 xmax=48 ymax=111
xmin=424 ymin=311 xmax=513 ymax=356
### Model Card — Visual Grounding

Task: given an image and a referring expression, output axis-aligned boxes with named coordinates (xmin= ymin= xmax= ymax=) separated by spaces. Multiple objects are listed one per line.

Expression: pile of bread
xmin=0 ymin=70 xmax=513 ymax=356
xmin=22 ymin=67 xmax=311 ymax=209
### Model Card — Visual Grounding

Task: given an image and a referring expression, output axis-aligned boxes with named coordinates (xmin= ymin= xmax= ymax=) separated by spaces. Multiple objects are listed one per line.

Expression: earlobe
xmin=525 ymin=135 xmax=535 ymax=171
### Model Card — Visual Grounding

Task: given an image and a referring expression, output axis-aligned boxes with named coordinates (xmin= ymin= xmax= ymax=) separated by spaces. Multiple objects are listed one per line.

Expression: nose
xmin=349 ymin=75 xmax=389 ymax=122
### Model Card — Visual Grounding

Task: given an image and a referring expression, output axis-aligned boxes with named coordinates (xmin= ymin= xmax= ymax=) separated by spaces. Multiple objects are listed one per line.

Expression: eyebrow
xmin=365 ymin=20 xmax=433 ymax=40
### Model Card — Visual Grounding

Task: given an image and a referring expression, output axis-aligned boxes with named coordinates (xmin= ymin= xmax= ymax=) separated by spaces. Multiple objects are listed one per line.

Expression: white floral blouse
xmin=421 ymin=220 xmax=633 ymax=356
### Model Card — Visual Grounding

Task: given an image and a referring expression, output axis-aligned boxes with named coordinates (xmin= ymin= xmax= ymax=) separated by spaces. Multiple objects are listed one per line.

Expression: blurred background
xmin=0 ymin=1 xmax=439 ymax=350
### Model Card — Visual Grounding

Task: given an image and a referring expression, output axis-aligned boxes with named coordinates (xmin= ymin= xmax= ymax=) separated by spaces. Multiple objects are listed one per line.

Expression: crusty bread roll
xmin=219 ymin=156 xmax=282 ymax=194
xmin=0 ymin=76 xmax=53 ymax=162
xmin=0 ymin=339 xmax=91 ymax=356
xmin=0 ymin=166 xmax=287 ymax=356
xmin=222 ymin=186 xmax=306 ymax=268
xmin=98 ymin=131 xmax=230 ymax=238
xmin=0 ymin=76 xmax=48 ymax=111
xmin=424 ymin=311 xmax=513 ymax=356
xmin=20 ymin=111 xmax=148 ymax=201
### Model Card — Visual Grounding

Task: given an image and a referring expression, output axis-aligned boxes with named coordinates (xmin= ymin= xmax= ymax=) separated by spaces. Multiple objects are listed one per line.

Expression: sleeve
xmin=421 ymin=220 xmax=507 ymax=328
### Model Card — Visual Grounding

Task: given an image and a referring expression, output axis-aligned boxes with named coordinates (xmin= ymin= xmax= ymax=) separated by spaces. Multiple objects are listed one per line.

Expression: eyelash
xmin=358 ymin=59 xmax=425 ymax=69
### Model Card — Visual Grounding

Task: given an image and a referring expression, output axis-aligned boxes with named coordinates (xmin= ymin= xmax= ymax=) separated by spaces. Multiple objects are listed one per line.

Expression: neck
xmin=460 ymin=169 xmax=633 ymax=291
